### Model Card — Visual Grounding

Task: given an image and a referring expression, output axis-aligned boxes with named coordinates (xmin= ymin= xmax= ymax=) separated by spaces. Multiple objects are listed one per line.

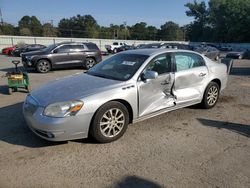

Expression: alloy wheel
xmin=86 ymin=59 xmax=95 ymax=69
xmin=38 ymin=61 xmax=50 ymax=73
xmin=100 ymin=108 xmax=125 ymax=138
xmin=207 ymin=86 xmax=218 ymax=106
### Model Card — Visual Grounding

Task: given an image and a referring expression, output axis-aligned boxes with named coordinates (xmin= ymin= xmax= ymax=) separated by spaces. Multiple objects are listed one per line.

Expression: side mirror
xmin=53 ymin=49 xmax=58 ymax=53
xmin=142 ymin=70 xmax=158 ymax=80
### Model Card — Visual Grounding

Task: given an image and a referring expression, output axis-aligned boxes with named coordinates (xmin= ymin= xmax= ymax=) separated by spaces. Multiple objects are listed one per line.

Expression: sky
xmin=0 ymin=0 xmax=208 ymax=28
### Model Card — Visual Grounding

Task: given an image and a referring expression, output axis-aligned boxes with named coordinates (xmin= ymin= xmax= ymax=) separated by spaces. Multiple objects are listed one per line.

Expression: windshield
xmin=87 ymin=53 xmax=149 ymax=81
xmin=42 ymin=44 xmax=57 ymax=52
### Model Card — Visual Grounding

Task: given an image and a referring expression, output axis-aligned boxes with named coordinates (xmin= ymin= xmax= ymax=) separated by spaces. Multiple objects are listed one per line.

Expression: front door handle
xmin=199 ymin=73 xmax=207 ymax=77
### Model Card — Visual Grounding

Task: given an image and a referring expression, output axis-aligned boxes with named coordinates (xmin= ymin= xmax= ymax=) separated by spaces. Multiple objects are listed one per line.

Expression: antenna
xmin=0 ymin=8 xmax=3 ymax=25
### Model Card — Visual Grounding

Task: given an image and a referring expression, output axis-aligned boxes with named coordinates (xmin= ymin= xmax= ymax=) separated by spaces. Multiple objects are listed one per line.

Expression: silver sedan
xmin=23 ymin=49 xmax=228 ymax=143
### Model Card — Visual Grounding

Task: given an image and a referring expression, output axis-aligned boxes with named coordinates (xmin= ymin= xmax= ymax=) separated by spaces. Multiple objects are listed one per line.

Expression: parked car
xmin=195 ymin=47 xmax=220 ymax=60
xmin=117 ymin=44 xmax=135 ymax=52
xmin=23 ymin=49 xmax=228 ymax=143
xmin=105 ymin=42 xmax=127 ymax=53
xmin=225 ymin=49 xmax=250 ymax=59
xmin=139 ymin=43 xmax=192 ymax=50
xmin=22 ymin=42 xmax=102 ymax=73
xmin=2 ymin=45 xmax=17 ymax=55
xmin=12 ymin=44 xmax=46 ymax=57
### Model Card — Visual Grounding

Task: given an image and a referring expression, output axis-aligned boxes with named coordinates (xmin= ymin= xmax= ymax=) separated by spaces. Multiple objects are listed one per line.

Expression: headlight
xmin=43 ymin=100 xmax=84 ymax=118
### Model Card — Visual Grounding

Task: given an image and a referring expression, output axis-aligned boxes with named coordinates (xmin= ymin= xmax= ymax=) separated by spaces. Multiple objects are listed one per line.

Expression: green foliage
xmin=58 ymin=14 xmax=99 ymax=38
xmin=18 ymin=16 xmax=42 ymax=36
xmin=0 ymin=23 xmax=16 ymax=35
xmin=158 ymin=22 xmax=184 ymax=41
xmin=42 ymin=23 xmax=57 ymax=37
xmin=19 ymin=27 xmax=32 ymax=36
xmin=186 ymin=0 xmax=250 ymax=42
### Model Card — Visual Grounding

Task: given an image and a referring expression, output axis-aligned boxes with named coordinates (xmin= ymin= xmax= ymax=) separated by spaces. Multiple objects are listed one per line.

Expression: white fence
xmin=1 ymin=35 xmax=250 ymax=51
xmin=0 ymin=35 xmax=188 ymax=51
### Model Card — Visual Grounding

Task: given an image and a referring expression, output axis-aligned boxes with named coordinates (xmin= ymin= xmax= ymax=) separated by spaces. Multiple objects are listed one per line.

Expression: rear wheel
xmin=113 ymin=48 xmax=117 ymax=53
xmin=90 ymin=101 xmax=129 ymax=143
xmin=201 ymin=82 xmax=220 ymax=109
xmin=36 ymin=59 xmax=51 ymax=73
xmin=84 ymin=58 xmax=96 ymax=70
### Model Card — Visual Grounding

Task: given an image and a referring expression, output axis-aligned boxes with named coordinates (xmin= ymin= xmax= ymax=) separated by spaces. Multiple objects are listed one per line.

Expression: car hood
xmin=22 ymin=50 xmax=47 ymax=56
xmin=30 ymin=73 xmax=125 ymax=107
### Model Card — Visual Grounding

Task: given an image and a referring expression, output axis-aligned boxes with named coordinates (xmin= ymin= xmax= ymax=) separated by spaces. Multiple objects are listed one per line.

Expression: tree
xmin=0 ymin=23 xmax=16 ymax=35
xmin=185 ymin=0 xmax=210 ymax=41
xmin=158 ymin=21 xmax=184 ymax=41
xmin=18 ymin=15 xmax=42 ymax=36
xmin=58 ymin=14 xmax=99 ymax=38
xmin=19 ymin=27 xmax=32 ymax=36
xmin=130 ymin=22 xmax=148 ymax=40
xmin=42 ymin=23 xmax=57 ymax=37
xmin=209 ymin=0 xmax=250 ymax=42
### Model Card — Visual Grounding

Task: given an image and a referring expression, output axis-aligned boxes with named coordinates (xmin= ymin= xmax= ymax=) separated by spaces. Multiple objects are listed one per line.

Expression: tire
xmin=36 ymin=59 xmax=51 ymax=73
xmin=201 ymin=82 xmax=220 ymax=109
xmin=113 ymin=48 xmax=117 ymax=53
xmin=90 ymin=101 xmax=129 ymax=143
xmin=84 ymin=58 xmax=96 ymax=70
xmin=8 ymin=87 xmax=12 ymax=95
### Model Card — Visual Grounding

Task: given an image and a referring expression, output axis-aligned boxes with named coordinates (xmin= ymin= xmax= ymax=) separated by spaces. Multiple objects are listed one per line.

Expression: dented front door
xmin=138 ymin=53 xmax=176 ymax=117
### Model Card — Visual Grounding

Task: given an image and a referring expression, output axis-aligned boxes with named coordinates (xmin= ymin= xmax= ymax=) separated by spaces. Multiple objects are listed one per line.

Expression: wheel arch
xmin=210 ymin=78 xmax=221 ymax=90
xmin=36 ymin=58 xmax=53 ymax=67
xmin=88 ymin=99 xmax=134 ymax=138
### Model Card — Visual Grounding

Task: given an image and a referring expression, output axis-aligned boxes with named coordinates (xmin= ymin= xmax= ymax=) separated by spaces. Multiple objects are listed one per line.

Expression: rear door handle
xmin=199 ymin=73 xmax=206 ymax=77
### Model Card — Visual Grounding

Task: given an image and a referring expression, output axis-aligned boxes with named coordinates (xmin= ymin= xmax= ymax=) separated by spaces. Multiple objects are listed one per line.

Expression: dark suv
xmin=22 ymin=42 xmax=102 ymax=73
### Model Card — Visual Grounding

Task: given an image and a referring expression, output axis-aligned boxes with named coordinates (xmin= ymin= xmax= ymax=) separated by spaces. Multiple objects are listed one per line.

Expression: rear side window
xmin=174 ymin=52 xmax=205 ymax=72
xmin=85 ymin=43 xmax=100 ymax=50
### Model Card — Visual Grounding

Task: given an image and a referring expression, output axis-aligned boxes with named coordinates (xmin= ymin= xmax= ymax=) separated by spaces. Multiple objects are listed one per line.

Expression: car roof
xmin=56 ymin=42 xmax=96 ymax=45
xmin=120 ymin=48 xmax=198 ymax=56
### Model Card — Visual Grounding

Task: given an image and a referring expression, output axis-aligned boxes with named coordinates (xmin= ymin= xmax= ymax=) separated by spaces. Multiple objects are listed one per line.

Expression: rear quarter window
xmin=85 ymin=43 xmax=100 ymax=51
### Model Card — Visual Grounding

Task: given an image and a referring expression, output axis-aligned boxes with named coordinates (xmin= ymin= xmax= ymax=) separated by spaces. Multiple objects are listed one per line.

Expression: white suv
xmin=105 ymin=42 xmax=127 ymax=53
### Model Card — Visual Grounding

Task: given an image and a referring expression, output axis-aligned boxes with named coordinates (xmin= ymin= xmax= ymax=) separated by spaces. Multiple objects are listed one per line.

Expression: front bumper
xmin=22 ymin=97 xmax=92 ymax=141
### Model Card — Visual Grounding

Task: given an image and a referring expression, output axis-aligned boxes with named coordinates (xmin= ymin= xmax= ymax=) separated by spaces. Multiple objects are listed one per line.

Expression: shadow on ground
xmin=198 ymin=118 xmax=250 ymax=137
xmin=0 ymin=102 xmax=67 ymax=148
xmin=111 ymin=176 xmax=163 ymax=188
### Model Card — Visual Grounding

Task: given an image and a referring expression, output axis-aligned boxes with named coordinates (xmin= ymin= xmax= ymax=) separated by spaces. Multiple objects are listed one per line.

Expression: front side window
xmin=87 ymin=54 xmax=149 ymax=81
xmin=174 ymin=52 xmax=205 ymax=72
xmin=145 ymin=53 xmax=172 ymax=75
xmin=57 ymin=45 xmax=72 ymax=53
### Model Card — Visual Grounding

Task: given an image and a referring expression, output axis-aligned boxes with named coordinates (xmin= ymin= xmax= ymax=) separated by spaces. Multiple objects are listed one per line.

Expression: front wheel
xmin=201 ymin=82 xmax=220 ymax=109
xmin=84 ymin=58 xmax=96 ymax=70
xmin=90 ymin=101 xmax=129 ymax=143
xmin=36 ymin=59 xmax=51 ymax=73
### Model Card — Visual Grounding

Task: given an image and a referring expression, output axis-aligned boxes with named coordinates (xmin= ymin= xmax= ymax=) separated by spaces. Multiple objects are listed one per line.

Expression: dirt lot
xmin=0 ymin=55 xmax=249 ymax=188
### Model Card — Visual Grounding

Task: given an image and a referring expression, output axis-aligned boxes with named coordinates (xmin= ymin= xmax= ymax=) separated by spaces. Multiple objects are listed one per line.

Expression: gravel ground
xmin=0 ymin=54 xmax=249 ymax=188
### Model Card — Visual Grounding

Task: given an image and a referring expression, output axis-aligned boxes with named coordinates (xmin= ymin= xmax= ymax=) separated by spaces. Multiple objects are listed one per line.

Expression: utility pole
xmin=0 ymin=8 xmax=4 ymax=26
xmin=123 ymin=21 xmax=127 ymax=40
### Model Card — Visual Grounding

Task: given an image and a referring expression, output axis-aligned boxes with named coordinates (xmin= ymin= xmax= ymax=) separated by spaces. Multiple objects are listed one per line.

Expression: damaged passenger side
xmin=138 ymin=53 xmax=176 ymax=116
